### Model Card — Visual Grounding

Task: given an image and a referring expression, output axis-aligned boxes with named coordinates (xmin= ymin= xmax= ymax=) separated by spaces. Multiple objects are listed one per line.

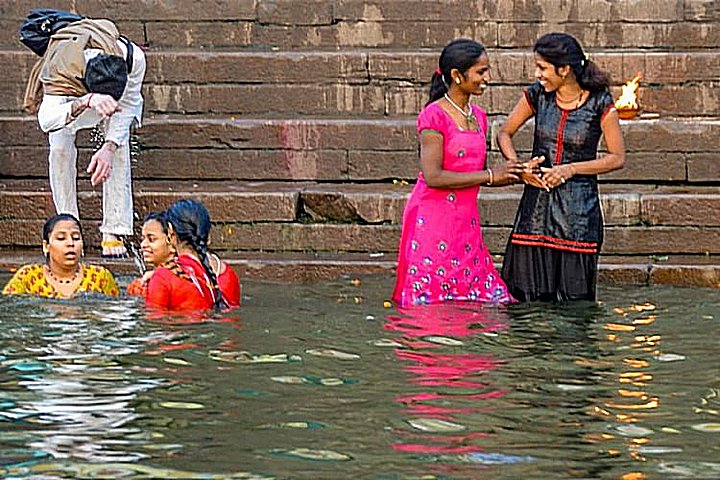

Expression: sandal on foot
xmin=101 ymin=238 xmax=128 ymax=258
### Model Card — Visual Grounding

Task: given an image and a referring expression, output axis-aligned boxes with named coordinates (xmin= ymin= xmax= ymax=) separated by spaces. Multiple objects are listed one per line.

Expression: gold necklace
xmin=556 ymin=89 xmax=584 ymax=108
xmin=46 ymin=265 xmax=81 ymax=285
xmin=444 ymin=94 xmax=475 ymax=124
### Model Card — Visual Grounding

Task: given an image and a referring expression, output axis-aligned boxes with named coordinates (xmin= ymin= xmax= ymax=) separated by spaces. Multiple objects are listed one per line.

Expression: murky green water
xmin=0 ymin=275 xmax=718 ymax=479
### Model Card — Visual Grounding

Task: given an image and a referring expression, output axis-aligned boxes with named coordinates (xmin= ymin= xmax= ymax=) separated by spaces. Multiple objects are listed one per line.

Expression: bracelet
xmin=85 ymin=93 xmax=94 ymax=109
xmin=486 ymin=168 xmax=494 ymax=186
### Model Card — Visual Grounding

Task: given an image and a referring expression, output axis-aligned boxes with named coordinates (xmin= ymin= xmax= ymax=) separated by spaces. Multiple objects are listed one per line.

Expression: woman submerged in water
xmin=2 ymin=213 xmax=119 ymax=298
xmin=144 ymin=199 xmax=241 ymax=311
xmin=126 ymin=212 xmax=176 ymax=296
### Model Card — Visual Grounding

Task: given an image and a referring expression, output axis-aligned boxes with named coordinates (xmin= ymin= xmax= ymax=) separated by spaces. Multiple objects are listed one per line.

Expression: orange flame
xmin=615 ymin=72 xmax=642 ymax=110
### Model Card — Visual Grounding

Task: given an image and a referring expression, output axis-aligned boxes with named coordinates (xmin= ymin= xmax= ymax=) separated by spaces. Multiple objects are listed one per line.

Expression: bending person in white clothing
xmin=34 ymin=23 xmax=145 ymax=258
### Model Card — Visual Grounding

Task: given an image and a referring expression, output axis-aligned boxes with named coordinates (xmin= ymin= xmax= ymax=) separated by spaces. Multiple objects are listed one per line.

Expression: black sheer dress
xmin=501 ymin=81 xmax=615 ymax=302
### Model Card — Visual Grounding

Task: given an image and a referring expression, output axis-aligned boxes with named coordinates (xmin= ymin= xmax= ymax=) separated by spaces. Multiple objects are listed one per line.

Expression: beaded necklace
xmin=45 ymin=265 xmax=81 ymax=285
xmin=444 ymin=93 xmax=476 ymax=125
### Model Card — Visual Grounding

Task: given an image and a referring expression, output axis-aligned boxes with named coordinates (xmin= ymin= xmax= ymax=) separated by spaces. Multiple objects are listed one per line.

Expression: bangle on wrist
xmin=486 ymin=168 xmax=494 ymax=186
xmin=85 ymin=93 xmax=94 ymax=109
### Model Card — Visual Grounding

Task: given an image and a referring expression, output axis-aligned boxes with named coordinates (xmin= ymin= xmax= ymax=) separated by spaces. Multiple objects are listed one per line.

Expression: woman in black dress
xmin=497 ymin=33 xmax=626 ymax=302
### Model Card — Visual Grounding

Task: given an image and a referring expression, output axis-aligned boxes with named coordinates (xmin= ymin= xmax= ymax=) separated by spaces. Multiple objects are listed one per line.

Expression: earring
xmin=455 ymin=77 xmax=461 ymax=85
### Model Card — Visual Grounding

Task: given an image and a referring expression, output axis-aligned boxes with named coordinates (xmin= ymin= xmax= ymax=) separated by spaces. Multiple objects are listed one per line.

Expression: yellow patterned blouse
xmin=2 ymin=264 xmax=120 ymax=298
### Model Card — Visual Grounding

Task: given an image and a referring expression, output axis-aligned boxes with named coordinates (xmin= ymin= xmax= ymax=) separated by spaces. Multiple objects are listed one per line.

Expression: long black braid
xmin=166 ymin=199 xmax=228 ymax=310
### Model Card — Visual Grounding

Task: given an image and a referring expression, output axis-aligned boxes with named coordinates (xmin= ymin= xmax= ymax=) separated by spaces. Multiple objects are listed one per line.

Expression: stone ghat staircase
xmin=1 ymin=0 xmax=719 ymax=285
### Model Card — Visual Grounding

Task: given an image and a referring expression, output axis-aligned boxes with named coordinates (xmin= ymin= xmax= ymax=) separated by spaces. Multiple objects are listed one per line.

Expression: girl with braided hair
xmin=126 ymin=212 xmax=175 ymax=296
xmin=145 ymin=199 xmax=240 ymax=311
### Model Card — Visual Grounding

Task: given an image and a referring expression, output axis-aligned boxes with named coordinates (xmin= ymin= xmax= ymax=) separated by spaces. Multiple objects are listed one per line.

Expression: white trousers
xmin=48 ymin=123 xmax=134 ymax=236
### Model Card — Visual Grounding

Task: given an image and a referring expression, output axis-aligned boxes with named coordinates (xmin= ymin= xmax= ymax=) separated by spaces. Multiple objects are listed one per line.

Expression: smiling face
xmin=140 ymin=219 xmax=174 ymax=267
xmin=43 ymin=220 xmax=83 ymax=270
xmin=455 ymin=53 xmax=491 ymax=96
xmin=534 ymin=53 xmax=569 ymax=92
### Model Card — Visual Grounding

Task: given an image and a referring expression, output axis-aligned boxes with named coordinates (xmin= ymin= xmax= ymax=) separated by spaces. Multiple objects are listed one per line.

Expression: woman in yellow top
xmin=2 ymin=214 xmax=119 ymax=298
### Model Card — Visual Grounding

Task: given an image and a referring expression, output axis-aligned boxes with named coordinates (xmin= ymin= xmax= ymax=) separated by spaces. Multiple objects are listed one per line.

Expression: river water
xmin=0 ymin=275 xmax=718 ymax=479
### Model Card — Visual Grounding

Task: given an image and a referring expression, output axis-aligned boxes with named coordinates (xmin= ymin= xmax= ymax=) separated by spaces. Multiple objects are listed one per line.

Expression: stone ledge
xmin=0 ymin=249 xmax=717 ymax=286
xmin=4 ymin=180 xmax=720 ymax=227
xmin=3 ymin=116 xmax=719 ymax=153
xmin=0 ymin=146 xmax=697 ymax=183
xmin=2 ymin=80 xmax=718 ymax=117
xmin=1 ymin=217 xmax=719 ymax=256
xmin=4 ymin=50 xmax=718 ymax=86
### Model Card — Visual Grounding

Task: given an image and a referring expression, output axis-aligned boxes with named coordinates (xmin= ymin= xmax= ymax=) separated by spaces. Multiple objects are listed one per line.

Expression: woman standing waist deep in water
xmin=497 ymin=33 xmax=625 ymax=302
xmin=392 ymin=38 xmax=533 ymax=308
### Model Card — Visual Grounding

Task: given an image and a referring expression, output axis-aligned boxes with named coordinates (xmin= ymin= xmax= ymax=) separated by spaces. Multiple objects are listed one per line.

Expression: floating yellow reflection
xmin=594 ymin=406 xmax=612 ymax=416
xmin=613 ymin=307 xmax=627 ymax=316
xmin=606 ymin=323 xmax=636 ymax=332
xmin=584 ymin=432 xmax=615 ymax=442
xmin=629 ymin=451 xmax=646 ymax=461
xmin=606 ymin=398 xmax=659 ymax=410
xmin=616 ymin=414 xmax=638 ymax=422
xmin=632 ymin=315 xmax=656 ymax=325
xmin=623 ymin=358 xmax=650 ymax=368
xmin=621 ymin=472 xmax=647 ymax=480
xmin=618 ymin=389 xmax=648 ymax=398
xmin=631 ymin=303 xmax=656 ymax=312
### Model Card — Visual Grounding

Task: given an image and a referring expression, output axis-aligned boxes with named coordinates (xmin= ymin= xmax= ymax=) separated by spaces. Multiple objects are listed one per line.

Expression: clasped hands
xmin=515 ymin=156 xmax=576 ymax=191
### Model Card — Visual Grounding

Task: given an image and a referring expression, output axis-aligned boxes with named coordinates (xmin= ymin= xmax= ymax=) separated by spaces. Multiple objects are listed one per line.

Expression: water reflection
xmin=0 ymin=297 xmax=160 ymax=465
xmin=0 ymin=279 xmax=718 ymax=479
xmin=386 ymin=304 xmax=517 ymax=464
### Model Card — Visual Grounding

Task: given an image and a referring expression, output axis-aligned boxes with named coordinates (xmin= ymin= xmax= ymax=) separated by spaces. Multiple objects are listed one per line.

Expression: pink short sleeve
xmin=416 ymin=103 xmax=446 ymax=135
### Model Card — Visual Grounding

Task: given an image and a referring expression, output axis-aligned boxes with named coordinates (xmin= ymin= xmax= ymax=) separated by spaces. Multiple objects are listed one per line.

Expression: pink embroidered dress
xmin=392 ymin=102 xmax=513 ymax=307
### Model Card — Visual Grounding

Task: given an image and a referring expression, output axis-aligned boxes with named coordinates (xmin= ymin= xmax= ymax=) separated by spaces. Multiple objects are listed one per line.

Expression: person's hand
xmin=540 ymin=163 xmax=577 ymax=189
xmin=87 ymin=141 xmax=117 ymax=186
xmin=490 ymin=159 xmax=524 ymax=184
xmin=85 ymin=93 xmax=120 ymax=119
xmin=520 ymin=155 xmax=550 ymax=191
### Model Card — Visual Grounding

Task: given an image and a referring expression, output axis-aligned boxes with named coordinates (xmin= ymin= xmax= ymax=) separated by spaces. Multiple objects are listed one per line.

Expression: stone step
xmin=0 ymin=248 xmax=719 ymax=288
xmin=3 ymin=49 xmax=717 ymax=116
xmin=1 ymin=180 xmax=719 ymax=255
xmin=1 ymin=179 xmax=719 ymax=227
xmin=1 ymin=1 xmax=717 ymax=50
xmin=2 ymin=115 xmax=718 ymax=183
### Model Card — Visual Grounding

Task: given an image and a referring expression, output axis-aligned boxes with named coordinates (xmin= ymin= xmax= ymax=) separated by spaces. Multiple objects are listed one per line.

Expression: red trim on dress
xmin=601 ymin=104 xmax=616 ymax=122
xmin=511 ymin=233 xmax=598 ymax=254
xmin=523 ymin=89 xmax=536 ymax=114
xmin=554 ymin=110 xmax=569 ymax=165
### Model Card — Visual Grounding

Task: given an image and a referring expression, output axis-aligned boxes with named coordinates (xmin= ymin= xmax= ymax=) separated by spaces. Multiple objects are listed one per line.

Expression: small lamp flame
xmin=615 ymin=72 xmax=642 ymax=119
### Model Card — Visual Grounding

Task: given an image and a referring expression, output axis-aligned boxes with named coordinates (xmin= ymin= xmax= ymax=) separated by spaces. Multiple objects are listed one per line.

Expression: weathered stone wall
xmin=0 ymin=0 xmax=719 ymax=282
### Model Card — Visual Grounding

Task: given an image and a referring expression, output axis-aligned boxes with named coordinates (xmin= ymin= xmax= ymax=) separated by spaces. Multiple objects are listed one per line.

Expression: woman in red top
xmin=126 ymin=212 xmax=175 ymax=296
xmin=145 ymin=199 xmax=241 ymax=310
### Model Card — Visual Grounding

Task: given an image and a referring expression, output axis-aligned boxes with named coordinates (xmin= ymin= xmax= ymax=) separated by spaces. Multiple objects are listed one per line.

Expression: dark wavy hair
xmin=427 ymin=38 xmax=487 ymax=106
xmin=533 ymin=32 xmax=610 ymax=92
xmin=166 ymin=199 xmax=227 ymax=310
xmin=43 ymin=213 xmax=83 ymax=243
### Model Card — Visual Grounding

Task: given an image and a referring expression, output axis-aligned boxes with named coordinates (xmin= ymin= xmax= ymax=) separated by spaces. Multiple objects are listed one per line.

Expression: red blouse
xmin=145 ymin=254 xmax=241 ymax=311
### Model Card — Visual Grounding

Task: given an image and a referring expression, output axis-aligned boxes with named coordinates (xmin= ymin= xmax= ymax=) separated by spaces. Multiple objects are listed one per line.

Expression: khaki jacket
xmin=23 ymin=19 xmax=122 ymax=113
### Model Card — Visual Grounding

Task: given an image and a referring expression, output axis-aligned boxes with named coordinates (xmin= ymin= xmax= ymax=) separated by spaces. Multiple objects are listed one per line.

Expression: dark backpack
xmin=19 ymin=8 xmax=85 ymax=57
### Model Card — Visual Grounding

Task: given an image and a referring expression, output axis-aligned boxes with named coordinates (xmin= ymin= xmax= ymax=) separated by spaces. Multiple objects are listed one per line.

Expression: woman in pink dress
xmin=392 ymin=39 xmax=533 ymax=307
